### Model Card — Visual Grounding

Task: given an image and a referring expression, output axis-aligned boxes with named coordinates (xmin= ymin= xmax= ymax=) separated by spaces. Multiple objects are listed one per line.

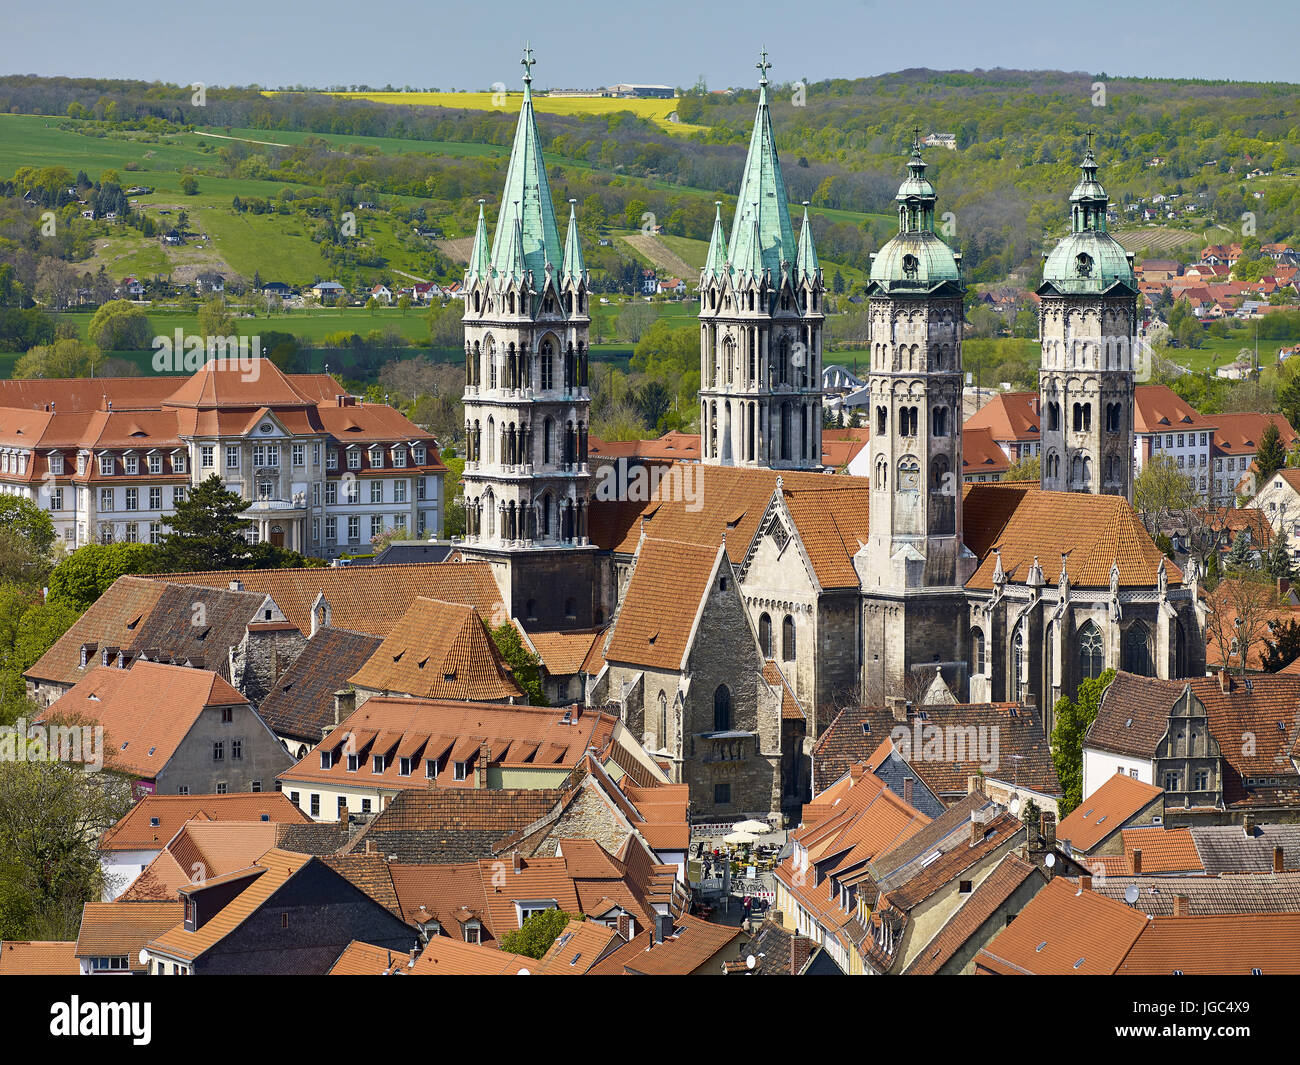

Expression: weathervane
xmin=521 ymin=43 xmax=535 ymax=83
xmin=757 ymin=48 xmax=771 ymax=86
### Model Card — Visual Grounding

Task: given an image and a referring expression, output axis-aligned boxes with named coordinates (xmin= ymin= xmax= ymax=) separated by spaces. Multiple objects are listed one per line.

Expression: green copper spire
xmin=896 ymin=128 xmax=937 ymax=234
xmin=1040 ymin=134 xmax=1135 ymax=295
xmin=795 ymin=203 xmax=820 ymax=284
xmin=727 ymin=49 xmax=797 ymax=280
xmin=488 ymin=44 xmax=563 ymax=285
xmin=703 ymin=201 xmax=729 ymax=280
xmin=561 ymin=199 xmax=585 ymax=283
xmin=467 ymin=200 xmax=491 ymax=283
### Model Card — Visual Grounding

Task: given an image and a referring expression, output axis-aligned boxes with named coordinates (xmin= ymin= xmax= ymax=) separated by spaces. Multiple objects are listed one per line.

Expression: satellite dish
xmin=516 ymin=968 xmax=531 ymax=975
xmin=1044 ymin=853 xmax=1056 ymax=869
xmin=746 ymin=954 xmax=756 ymax=970
xmin=138 ymin=949 xmax=149 ymax=967
xmin=1009 ymin=796 xmax=1021 ymax=815
xmin=1125 ymin=885 xmax=1140 ymax=905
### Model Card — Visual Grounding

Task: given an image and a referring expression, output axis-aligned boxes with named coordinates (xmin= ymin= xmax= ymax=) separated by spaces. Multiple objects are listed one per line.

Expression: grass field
xmin=270 ymin=91 xmax=704 ymax=134
xmin=1163 ymin=330 xmax=1300 ymax=375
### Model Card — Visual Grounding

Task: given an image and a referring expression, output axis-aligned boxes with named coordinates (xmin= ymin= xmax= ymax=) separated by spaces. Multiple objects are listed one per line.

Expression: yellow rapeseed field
xmin=266 ymin=90 xmax=701 ymax=133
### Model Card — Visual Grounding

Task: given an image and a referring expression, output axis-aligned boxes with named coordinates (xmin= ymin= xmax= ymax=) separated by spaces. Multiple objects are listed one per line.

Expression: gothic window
xmin=1105 ymin=402 xmax=1121 ymax=433
xmin=1123 ymin=621 xmax=1153 ymax=676
xmin=758 ymin=613 xmax=772 ymax=658
xmin=1011 ymin=629 xmax=1024 ymax=703
xmin=972 ymin=628 xmax=986 ymax=675
xmin=780 ymin=403 xmax=792 ymax=461
xmin=782 ymin=615 xmax=796 ymax=661
xmin=658 ymin=690 xmax=668 ymax=750
xmin=1078 ymin=621 xmax=1105 ymax=680
xmin=932 ymin=406 xmax=949 ymax=438
xmin=898 ymin=457 xmax=920 ymax=492
xmin=875 ymin=456 xmax=888 ymax=491
xmin=1071 ymin=454 xmax=1091 ymax=485
xmin=900 ymin=406 xmax=918 ymax=437
xmin=540 ymin=340 xmax=554 ymax=390
xmin=713 ymin=685 xmax=732 ymax=732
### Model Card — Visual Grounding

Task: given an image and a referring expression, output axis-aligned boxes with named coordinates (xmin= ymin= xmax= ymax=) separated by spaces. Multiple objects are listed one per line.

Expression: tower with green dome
xmin=860 ymin=133 xmax=975 ymax=705
xmin=1037 ymin=137 xmax=1137 ymax=501
xmin=459 ymin=47 xmax=600 ymax=627
xmin=698 ymin=50 xmax=824 ymax=469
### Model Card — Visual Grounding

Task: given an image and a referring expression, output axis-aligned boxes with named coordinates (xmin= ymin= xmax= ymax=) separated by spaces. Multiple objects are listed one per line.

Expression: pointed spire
xmin=504 ymin=213 xmax=526 ymax=282
xmin=703 ymin=202 xmax=730 ymax=281
xmin=796 ymin=202 xmax=820 ymax=284
xmin=467 ymin=200 xmax=491 ymax=283
xmin=739 ymin=211 xmax=764 ymax=280
xmin=489 ymin=45 xmax=563 ymax=284
xmin=561 ymin=199 xmax=585 ymax=283
xmin=727 ymin=49 xmax=797 ymax=279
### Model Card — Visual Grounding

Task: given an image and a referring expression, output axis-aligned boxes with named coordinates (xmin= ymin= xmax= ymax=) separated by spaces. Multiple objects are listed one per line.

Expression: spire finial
xmin=911 ymin=125 xmax=922 ymax=151
xmin=1086 ymin=127 xmax=1096 ymax=153
xmin=757 ymin=48 xmax=771 ymax=87
xmin=521 ymin=43 xmax=535 ymax=84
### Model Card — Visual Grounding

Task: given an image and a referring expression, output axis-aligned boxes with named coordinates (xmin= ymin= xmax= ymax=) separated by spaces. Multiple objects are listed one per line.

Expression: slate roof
xmin=349 ymin=598 xmax=522 ymax=702
xmin=1091 ymin=871 xmax=1300 ymax=916
xmin=256 ymin=627 xmax=382 ymax=744
xmin=1190 ymin=823 xmax=1300 ymax=873
xmin=1085 ymin=670 xmax=1185 ymax=759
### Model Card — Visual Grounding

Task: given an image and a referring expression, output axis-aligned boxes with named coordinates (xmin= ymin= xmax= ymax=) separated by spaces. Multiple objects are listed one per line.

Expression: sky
xmin=2 ymin=0 xmax=1297 ymax=90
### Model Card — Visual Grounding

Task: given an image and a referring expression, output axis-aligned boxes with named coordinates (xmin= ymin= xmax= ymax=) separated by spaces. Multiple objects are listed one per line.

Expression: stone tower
xmin=698 ymin=50 xmax=824 ymax=469
xmin=459 ymin=47 xmax=603 ymax=631
xmin=461 ymin=46 xmax=591 ymax=551
xmin=859 ymin=134 xmax=975 ymax=703
xmin=1037 ymin=138 xmax=1137 ymax=500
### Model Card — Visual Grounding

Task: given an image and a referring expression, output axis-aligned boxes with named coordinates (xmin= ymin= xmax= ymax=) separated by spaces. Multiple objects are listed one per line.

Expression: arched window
xmin=930 ymin=454 xmax=950 ymax=491
xmin=1046 ymin=401 xmax=1060 ymax=432
xmin=1078 ymin=621 xmax=1105 ymax=680
xmin=713 ymin=684 xmax=732 ymax=732
xmin=932 ymin=406 xmax=948 ymax=437
xmin=782 ymin=615 xmax=795 ymax=661
xmin=875 ymin=457 xmax=888 ymax=491
xmin=758 ymin=613 xmax=772 ymax=658
xmin=972 ymin=628 xmax=986 ymax=675
xmin=1011 ymin=629 xmax=1024 ymax=703
xmin=876 ymin=406 xmax=887 ymax=436
xmin=1123 ymin=621 xmax=1153 ymax=676
xmin=658 ymin=689 xmax=668 ymax=750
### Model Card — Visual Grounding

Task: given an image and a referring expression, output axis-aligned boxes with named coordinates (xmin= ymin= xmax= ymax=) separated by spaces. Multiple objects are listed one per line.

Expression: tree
xmin=180 ymin=175 xmax=199 ymax=195
xmin=1003 ymin=455 xmax=1039 ymax=482
xmin=0 ymin=759 xmax=134 ymax=939
xmin=1267 ymin=525 xmax=1296 ymax=582
xmin=1051 ymin=668 xmax=1116 ymax=815
xmin=87 ymin=300 xmax=151 ymax=351
xmin=490 ymin=621 xmax=547 ymax=706
xmin=1256 ymin=421 xmax=1286 ymax=483
xmin=48 ymin=542 xmax=158 ymax=612
xmin=1263 ymin=619 xmax=1300 ymax=672
xmin=442 ymin=453 xmax=465 ymax=540
xmin=1206 ymin=571 xmax=1281 ymax=675
xmin=197 ymin=299 xmax=237 ymax=339
xmin=499 ymin=909 xmax=577 ymax=959
xmin=0 ymin=497 xmax=55 ymax=563
xmin=154 ymin=475 xmax=252 ymax=571
xmin=13 ymin=338 xmax=101 ymax=379
xmin=617 ymin=301 xmax=658 ymax=343
xmin=1226 ymin=531 xmax=1255 ymax=570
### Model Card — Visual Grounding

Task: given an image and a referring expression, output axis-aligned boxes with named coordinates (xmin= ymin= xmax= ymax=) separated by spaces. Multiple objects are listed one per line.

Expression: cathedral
xmin=460 ymin=50 xmax=1207 ymax=821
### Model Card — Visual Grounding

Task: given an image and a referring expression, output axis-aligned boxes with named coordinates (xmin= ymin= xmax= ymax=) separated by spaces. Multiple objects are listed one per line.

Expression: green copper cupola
xmin=896 ymin=132 xmax=938 ymax=234
xmin=1040 ymin=134 xmax=1135 ymax=295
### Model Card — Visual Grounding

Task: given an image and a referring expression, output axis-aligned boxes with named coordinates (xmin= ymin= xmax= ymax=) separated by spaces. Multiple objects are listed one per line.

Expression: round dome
xmin=870 ymin=231 xmax=961 ymax=288
xmin=896 ymin=173 xmax=936 ymax=201
xmin=1042 ymin=230 xmax=1134 ymax=291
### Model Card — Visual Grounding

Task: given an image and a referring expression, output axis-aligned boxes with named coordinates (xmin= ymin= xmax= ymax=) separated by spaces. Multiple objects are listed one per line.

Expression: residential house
xmin=194 ymin=272 xmax=224 ymax=295
xmin=0 ymin=941 xmax=80 ymax=975
xmin=1211 ymin=413 xmax=1299 ymax=503
xmin=311 ymin=280 xmax=346 ymax=303
xmin=962 ymin=425 xmax=1011 ymax=482
xmin=76 ymin=901 xmax=185 ymax=974
xmin=963 ymin=392 xmax=1040 ymax=464
xmin=1132 ymin=384 xmax=1216 ymax=496
xmin=1057 ymin=770 xmax=1166 ymax=855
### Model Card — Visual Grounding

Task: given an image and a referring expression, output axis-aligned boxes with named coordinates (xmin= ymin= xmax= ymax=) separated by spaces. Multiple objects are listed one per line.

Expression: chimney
xmin=887 ymin=696 xmax=908 ymax=723
xmin=1079 ymin=875 xmax=1092 ymax=893
xmin=1279 ymin=577 xmax=1291 ymax=598
xmin=475 ymin=742 xmax=490 ymax=789
xmin=1243 ymin=813 xmax=1257 ymax=838
xmin=1132 ymin=848 xmax=1143 ymax=875
xmin=790 ymin=934 xmax=812 ymax=976
xmin=408 ymin=946 xmax=418 ymax=965
xmin=849 ymin=763 xmax=864 ymax=784
xmin=1275 ymin=845 xmax=1285 ymax=874
xmin=1173 ymin=894 xmax=1190 ymax=917
xmin=365 ymin=839 xmax=374 ymax=855
xmin=228 ymin=579 xmax=243 ymax=592
xmin=903 ymin=776 xmax=914 ymax=805
xmin=338 ymin=802 xmax=349 ymax=825
xmin=333 ymin=689 xmax=355 ymax=725
xmin=968 ymin=775 xmax=985 ymax=797
xmin=512 ymin=850 xmax=522 ymax=874
xmin=1040 ymin=811 xmax=1056 ymax=849
xmin=616 ymin=913 xmax=633 ymax=941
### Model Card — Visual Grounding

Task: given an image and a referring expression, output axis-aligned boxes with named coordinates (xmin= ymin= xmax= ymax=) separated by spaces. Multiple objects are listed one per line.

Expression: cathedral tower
xmin=461 ymin=46 xmax=591 ymax=551
xmin=1037 ymin=137 xmax=1137 ymax=500
xmin=698 ymin=50 xmax=824 ymax=469
xmin=859 ymin=134 xmax=974 ymax=703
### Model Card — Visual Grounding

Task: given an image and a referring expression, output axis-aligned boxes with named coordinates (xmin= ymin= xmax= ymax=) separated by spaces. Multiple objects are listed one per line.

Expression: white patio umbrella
xmin=724 ymin=831 xmax=759 ymax=846
xmin=732 ymin=819 xmax=770 ymax=835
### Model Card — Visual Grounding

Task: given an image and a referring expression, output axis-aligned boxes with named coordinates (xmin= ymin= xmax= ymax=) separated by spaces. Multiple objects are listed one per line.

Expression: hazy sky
xmin=2 ymin=0 xmax=1296 ymax=89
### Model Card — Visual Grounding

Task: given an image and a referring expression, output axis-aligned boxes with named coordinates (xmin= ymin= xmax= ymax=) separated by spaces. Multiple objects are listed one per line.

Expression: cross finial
xmin=757 ymin=48 xmax=771 ymax=85
xmin=1085 ymin=128 xmax=1096 ymax=154
xmin=912 ymin=125 xmax=922 ymax=149
xmin=521 ymin=43 xmax=535 ymax=83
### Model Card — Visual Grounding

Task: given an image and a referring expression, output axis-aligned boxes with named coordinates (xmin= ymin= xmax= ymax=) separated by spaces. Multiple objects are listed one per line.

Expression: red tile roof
xmin=1057 ymin=773 xmax=1164 ymax=852
xmin=0 ymin=940 xmax=79 ymax=975
xmin=98 ymin=792 xmax=309 ymax=852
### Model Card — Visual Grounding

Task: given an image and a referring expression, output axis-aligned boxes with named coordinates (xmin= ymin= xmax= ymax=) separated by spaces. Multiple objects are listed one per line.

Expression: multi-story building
xmin=0 ymin=361 xmax=444 ymax=557
xmin=1132 ymin=384 xmax=1216 ymax=499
